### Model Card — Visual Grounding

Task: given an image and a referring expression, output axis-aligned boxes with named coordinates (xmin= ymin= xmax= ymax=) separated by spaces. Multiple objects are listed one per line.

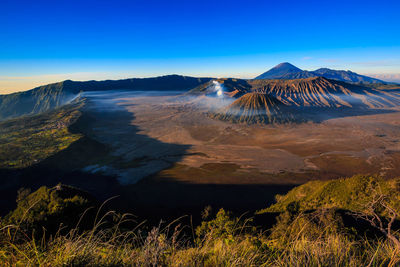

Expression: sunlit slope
xmin=211 ymin=92 xmax=298 ymax=124
xmin=258 ymin=175 xmax=400 ymax=214
xmin=249 ymin=77 xmax=400 ymax=108
xmin=0 ymin=102 xmax=84 ymax=169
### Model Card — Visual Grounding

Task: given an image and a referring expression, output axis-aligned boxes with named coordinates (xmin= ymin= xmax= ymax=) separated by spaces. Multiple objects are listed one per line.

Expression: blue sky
xmin=1 ymin=0 xmax=400 ymax=93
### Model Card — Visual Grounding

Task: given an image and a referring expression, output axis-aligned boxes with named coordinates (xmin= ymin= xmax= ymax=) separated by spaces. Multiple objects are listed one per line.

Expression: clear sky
xmin=1 ymin=0 xmax=400 ymax=93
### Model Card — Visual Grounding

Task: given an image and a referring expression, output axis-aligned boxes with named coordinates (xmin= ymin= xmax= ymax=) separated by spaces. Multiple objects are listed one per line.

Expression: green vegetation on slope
xmin=0 ymin=101 xmax=84 ymax=169
xmin=258 ymin=175 xmax=400 ymax=214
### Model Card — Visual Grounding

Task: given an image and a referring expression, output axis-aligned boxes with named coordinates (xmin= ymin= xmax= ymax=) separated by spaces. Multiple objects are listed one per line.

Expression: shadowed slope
xmin=0 ymin=81 xmax=79 ymax=121
xmin=313 ymin=68 xmax=385 ymax=83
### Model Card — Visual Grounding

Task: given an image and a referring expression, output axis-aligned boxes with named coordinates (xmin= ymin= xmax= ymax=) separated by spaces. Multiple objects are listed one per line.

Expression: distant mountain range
xmin=255 ymin=62 xmax=386 ymax=83
xmin=0 ymin=75 xmax=211 ymax=121
xmin=0 ymin=65 xmax=397 ymax=122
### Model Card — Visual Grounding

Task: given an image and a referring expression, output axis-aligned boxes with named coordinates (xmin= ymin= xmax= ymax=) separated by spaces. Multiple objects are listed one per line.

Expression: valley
xmin=2 ymin=68 xmax=400 ymax=222
xmin=50 ymin=88 xmax=400 ymax=219
xmin=86 ymin=90 xmax=400 ymax=184
xmin=3 ymin=1 xmax=400 ymax=263
xmin=2 ymin=75 xmax=400 ymax=220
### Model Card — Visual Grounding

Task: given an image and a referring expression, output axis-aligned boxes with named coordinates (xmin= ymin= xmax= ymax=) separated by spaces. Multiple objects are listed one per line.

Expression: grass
xmin=1 ymin=208 xmax=399 ymax=266
xmin=258 ymin=175 xmax=400 ymax=214
xmin=1 ymin=179 xmax=400 ymax=266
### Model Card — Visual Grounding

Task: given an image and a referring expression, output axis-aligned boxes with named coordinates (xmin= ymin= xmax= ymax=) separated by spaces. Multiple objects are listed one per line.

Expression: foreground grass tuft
xmin=1 ymin=176 xmax=400 ymax=266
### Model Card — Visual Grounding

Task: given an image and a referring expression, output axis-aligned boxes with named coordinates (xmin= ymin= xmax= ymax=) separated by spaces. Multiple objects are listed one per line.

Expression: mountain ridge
xmin=0 ymin=75 xmax=212 ymax=121
xmin=255 ymin=63 xmax=385 ymax=83
xmin=193 ymin=76 xmax=400 ymax=110
xmin=250 ymin=77 xmax=399 ymax=108
xmin=208 ymin=76 xmax=400 ymax=124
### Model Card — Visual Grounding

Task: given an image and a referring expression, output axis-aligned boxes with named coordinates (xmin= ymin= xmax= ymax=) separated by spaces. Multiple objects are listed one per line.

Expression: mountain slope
xmin=280 ymin=71 xmax=316 ymax=79
xmin=211 ymin=92 xmax=298 ymax=124
xmin=258 ymin=175 xmax=400 ymax=214
xmin=0 ymin=81 xmax=79 ymax=121
xmin=188 ymin=78 xmax=251 ymax=98
xmin=207 ymin=76 xmax=400 ymax=124
xmin=255 ymin=63 xmax=385 ymax=83
xmin=312 ymin=68 xmax=385 ymax=83
xmin=0 ymin=75 xmax=212 ymax=121
xmin=0 ymin=101 xmax=84 ymax=169
xmin=255 ymin=62 xmax=305 ymax=79
xmin=249 ymin=77 xmax=399 ymax=108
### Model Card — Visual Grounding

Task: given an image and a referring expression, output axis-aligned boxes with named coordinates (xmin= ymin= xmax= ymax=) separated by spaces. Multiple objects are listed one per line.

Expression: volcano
xmin=255 ymin=62 xmax=385 ymax=83
xmin=211 ymin=92 xmax=298 ymax=124
xmin=207 ymin=76 xmax=400 ymax=124
xmin=249 ymin=77 xmax=400 ymax=108
xmin=188 ymin=78 xmax=251 ymax=98
xmin=255 ymin=62 xmax=311 ymax=79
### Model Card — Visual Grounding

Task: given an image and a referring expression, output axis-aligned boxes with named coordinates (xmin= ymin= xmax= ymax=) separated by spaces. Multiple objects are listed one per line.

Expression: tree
xmin=351 ymin=186 xmax=400 ymax=250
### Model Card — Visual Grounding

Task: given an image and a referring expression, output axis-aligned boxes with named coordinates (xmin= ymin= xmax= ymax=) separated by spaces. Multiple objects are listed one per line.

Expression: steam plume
xmin=212 ymin=80 xmax=224 ymax=97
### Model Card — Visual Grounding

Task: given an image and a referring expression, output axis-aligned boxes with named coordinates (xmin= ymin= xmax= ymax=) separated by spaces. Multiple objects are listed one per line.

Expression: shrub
xmin=2 ymin=184 xmax=97 ymax=236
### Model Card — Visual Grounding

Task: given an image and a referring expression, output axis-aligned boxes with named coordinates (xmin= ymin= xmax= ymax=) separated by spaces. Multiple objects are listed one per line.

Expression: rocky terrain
xmin=211 ymin=92 xmax=298 ymax=124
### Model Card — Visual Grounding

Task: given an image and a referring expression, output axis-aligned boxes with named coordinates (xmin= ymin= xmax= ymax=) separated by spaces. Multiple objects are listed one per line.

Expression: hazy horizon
xmin=1 ymin=0 xmax=400 ymax=94
xmin=1 ymin=59 xmax=400 ymax=94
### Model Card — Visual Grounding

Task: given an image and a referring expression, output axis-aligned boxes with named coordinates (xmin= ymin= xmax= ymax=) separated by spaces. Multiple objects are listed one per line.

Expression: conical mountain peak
xmin=274 ymin=62 xmax=301 ymax=71
xmin=211 ymin=92 xmax=298 ymax=124
xmin=255 ymin=62 xmax=303 ymax=79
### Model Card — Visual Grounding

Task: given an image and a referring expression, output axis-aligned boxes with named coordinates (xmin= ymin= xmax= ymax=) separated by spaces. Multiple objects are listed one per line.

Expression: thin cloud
xmin=351 ymin=60 xmax=400 ymax=67
xmin=320 ymin=58 xmax=339 ymax=63
xmin=365 ymin=73 xmax=400 ymax=82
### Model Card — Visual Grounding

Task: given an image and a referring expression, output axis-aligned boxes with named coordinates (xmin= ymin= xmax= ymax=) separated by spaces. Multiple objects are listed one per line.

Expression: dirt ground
xmin=67 ymin=91 xmax=400 ymax=220
xmin=84 ymin=92 xmax=400 ymax=185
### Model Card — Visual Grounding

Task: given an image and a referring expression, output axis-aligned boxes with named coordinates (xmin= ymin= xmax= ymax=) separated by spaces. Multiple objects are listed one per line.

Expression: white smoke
xmin=212 ymin=80 xmax=224 ymax=97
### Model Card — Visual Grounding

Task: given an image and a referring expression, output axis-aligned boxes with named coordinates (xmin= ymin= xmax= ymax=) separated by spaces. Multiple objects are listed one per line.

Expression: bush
xmin=2 ymin=184 xmax=97 ymax=236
